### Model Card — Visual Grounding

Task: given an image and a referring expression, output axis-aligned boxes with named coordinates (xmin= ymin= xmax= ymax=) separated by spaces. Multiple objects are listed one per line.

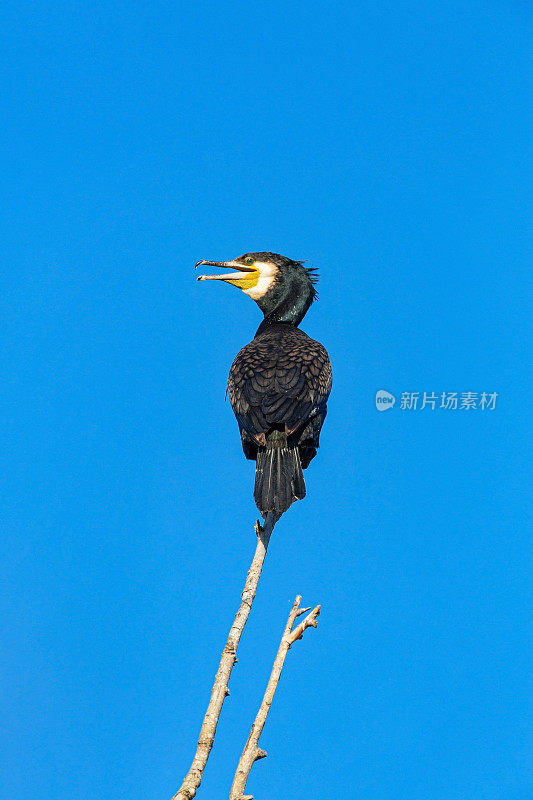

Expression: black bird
xmin=196 ymin=252 xmax=332 ymax=521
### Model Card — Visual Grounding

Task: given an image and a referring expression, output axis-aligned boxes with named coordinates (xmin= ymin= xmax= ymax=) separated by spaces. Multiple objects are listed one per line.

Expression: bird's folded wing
xmin=227 ymin=330 xmax=332 ymax=440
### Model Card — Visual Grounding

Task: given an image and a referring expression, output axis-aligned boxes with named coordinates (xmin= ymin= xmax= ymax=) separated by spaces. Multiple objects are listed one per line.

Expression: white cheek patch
xmin=243 ymin=261 xmax=278 ymax=300
xmin=244 ymin=274 xmax=275 ymax=300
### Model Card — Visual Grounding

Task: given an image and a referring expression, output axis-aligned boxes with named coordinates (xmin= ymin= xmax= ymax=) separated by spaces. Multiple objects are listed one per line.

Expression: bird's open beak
xmin=195 ymin=260 xmax=256 ymax=282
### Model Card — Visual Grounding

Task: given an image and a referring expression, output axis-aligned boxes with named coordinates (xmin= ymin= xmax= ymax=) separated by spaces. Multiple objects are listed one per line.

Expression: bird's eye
xmin=244 ymin=257 xmax=255 ymax=266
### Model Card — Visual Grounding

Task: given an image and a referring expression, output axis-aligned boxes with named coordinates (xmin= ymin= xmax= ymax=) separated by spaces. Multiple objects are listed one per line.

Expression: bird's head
xmin=195 ymin=251 xmax=318 ymax=326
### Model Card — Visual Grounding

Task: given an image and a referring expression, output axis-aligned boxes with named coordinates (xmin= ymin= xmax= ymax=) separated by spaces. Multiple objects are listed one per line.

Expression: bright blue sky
xmin=1 ymin=2 xmax=531 ymax=799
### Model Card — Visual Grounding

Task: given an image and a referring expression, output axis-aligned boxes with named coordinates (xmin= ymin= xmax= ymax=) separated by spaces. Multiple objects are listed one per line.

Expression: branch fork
xmin=288 ymin=605 xmax=321 ymax=643
xmin=171 ymin=515 xmax=321 ymax=800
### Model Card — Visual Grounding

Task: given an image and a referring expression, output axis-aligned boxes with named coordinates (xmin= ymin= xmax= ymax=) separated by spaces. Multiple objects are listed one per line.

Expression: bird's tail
xmin=254 ymin=431 xmax=306 ymax=521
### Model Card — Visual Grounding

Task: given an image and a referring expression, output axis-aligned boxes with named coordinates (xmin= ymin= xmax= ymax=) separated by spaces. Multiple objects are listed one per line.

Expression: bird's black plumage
xmin=196 ymin=251 xmax=332 ymax=520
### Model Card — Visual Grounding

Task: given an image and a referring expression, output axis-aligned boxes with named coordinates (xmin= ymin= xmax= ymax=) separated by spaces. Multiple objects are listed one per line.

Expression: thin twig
xmin=172 ymin=513 xmax=275 ymax=800
xmin=229 ymin=596 xmax=321 ymax=800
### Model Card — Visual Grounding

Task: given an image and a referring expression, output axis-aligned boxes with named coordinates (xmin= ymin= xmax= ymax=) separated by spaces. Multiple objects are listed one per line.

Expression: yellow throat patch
xmin=226 ymin=268 xmax=260 ymax=291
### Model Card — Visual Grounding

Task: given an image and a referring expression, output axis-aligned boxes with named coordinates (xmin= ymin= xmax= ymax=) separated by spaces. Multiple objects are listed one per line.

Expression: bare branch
xmin=172 ymin=513 xmax=275 ymax=800
xmin=229 ymin=594 xmax=321 ymax=800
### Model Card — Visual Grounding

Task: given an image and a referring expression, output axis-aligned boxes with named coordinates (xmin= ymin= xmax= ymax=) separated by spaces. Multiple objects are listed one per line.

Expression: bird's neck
xmin=254 ymin=278 xmax=314 ymax=336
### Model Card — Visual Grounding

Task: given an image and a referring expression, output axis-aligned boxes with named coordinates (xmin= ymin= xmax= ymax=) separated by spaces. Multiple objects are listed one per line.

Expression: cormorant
xmin=196 ymin=252 xmax=332 ymax=521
